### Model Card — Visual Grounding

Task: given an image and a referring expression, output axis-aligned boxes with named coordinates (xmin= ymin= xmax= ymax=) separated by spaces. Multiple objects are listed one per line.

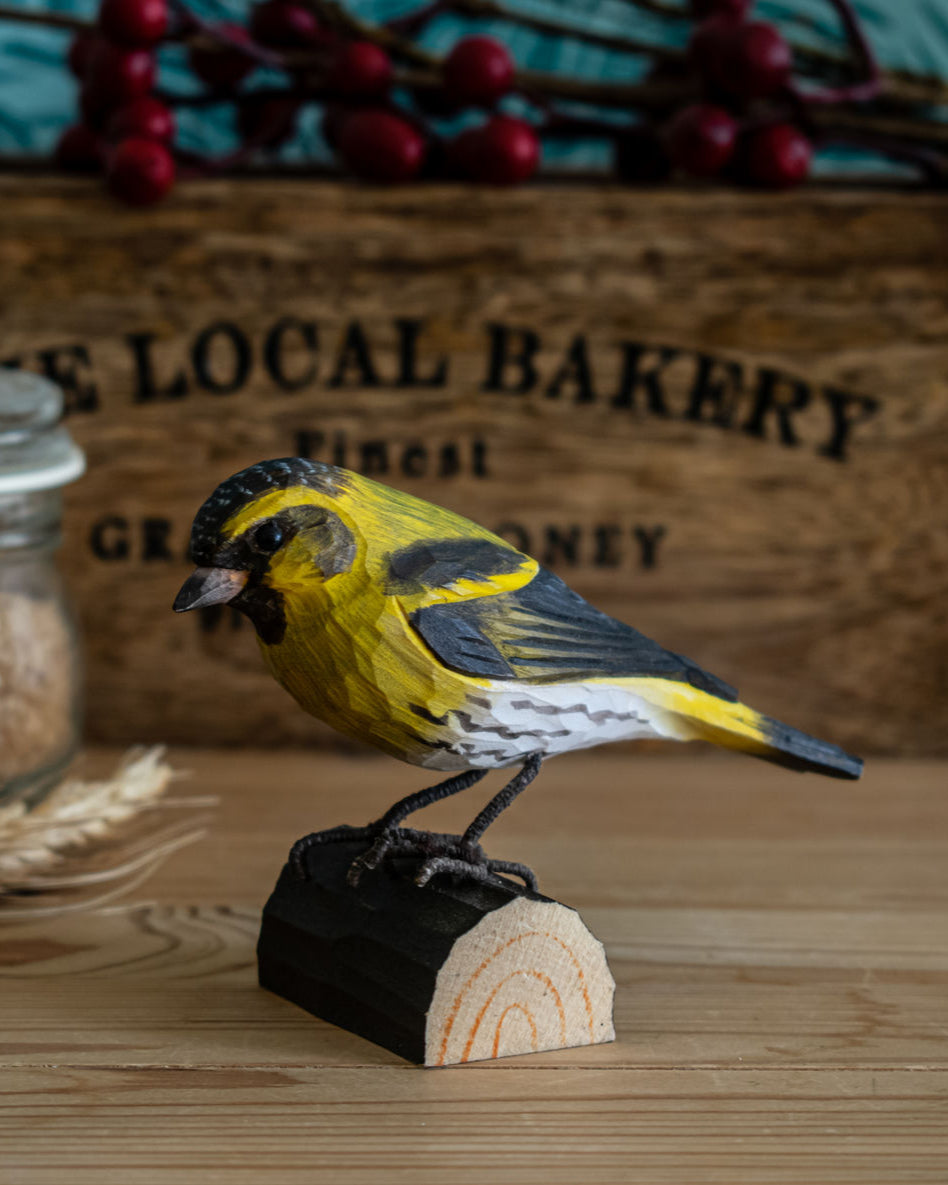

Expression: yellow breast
xmin=259 ymin=574 xmax=484 ymax=764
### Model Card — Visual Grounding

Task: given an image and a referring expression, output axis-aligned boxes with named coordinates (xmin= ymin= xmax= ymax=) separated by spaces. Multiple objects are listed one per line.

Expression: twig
xmin=793 ymin=0 xmax=880 ymax=104
xmin=541 ymin=112 xmax=631 ymax=138
xmin=809 ymin=106 xmax=948 ymax=148
xmin=880 ymin=66 xmax=948 ymax=105
xmin=303 ymin=0 xmax=439 ymax=67
xmin=385 ymin=0 xmax=447 ymax=37
xmin=516 ymin=67 xmax=691 ymax=110
xmin=155 ymin=84 xmax=319 ymax=107
xmin=608 ymin=0 xmax=689 ymax=16
xmin=816 ymin=128 xmax=947 ymax=184
xmin=168 ymin=0 xmax=284 ymax=68
xmin=442 ymin=0 xmax=681 ymax=61
xmin=0 ymin=4 xmax=91 ymax=32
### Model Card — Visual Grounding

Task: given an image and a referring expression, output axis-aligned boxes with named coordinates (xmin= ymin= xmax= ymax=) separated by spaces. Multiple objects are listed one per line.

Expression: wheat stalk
xmin=0 ymin=747 xmax=216 ymax=917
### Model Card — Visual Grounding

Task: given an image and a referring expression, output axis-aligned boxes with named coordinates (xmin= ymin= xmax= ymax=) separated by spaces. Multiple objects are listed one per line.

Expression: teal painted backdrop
xmin=0 ymin=0 xmax=943 ymax=171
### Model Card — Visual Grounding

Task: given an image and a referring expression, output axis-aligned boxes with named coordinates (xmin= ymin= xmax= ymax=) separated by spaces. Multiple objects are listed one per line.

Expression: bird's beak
xmin=173 ymin=567 xmax=248 ymax=612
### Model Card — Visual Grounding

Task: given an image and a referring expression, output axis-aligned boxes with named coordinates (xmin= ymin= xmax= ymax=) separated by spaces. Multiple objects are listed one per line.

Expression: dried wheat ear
xmin=0 ymin=746 xmax=215 ymax=919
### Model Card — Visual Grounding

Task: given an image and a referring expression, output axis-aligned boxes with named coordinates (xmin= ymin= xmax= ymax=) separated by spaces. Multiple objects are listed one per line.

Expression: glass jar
xmin=0 ymin=372 xmax=86 ymax=807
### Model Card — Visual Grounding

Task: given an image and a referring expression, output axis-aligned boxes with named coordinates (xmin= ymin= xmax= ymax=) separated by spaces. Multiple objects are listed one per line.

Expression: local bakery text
xmin=7 ymin=316 xmax=878 ymax=461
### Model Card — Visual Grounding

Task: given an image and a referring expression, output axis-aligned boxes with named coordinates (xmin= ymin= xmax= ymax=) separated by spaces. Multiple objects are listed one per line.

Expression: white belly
xmin=417 ymin=680 xmax=675 ymax=771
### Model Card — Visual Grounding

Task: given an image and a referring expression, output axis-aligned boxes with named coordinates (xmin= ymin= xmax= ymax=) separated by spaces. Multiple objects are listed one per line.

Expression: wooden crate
xmin=1 ymin=177 xmax=945 ymax=754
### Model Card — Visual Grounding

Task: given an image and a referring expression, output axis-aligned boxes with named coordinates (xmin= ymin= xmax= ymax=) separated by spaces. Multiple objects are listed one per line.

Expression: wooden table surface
xmin=1 ymin=748 xmax=946 ymax=1183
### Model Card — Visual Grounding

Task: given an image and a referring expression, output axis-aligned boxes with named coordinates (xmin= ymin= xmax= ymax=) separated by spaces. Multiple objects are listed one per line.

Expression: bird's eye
xmin=252 ymin=519 xmax=286 ymax=554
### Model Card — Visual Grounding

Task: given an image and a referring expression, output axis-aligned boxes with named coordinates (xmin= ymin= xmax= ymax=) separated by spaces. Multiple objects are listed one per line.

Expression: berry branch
xmin=0 ymin=4 xmax=91 ymax=32
xmin=791 ymin=0 xmax=880 ymax=104
xmin=305 ymin=0 xmax=440 ymax=66
xmin=611 ymin=0 xmax=693 ymax=17
xmin=429 ymin=0 xmax=683 ymax=61
xmin=0 ymin=0 xmax=945 ymax=201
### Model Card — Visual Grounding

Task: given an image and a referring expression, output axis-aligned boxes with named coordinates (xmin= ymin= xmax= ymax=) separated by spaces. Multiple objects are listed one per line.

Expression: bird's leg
xmin=415 ymin=754 xmax=543 ymax=890
xmin=462 ymin=753 xmax=542 ymax=847
xmin=291 ymin=758 xmax=543 ymax=893
xmin=347 ymin=768 xmax=489 ymax=883
xmin=289 ymin=768 xmax=488 ymax=881
xmin=376 ymin=768 xmax=490 ymax=830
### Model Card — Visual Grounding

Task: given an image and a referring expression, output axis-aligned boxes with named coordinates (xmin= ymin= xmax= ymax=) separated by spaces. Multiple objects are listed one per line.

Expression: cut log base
xmin=257 ymin=836 xmax=616 ymax=1066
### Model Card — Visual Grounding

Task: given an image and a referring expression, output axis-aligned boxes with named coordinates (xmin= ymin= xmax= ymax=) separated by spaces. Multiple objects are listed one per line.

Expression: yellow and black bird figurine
xmin=174 ymin=458 xmax=862 ymax=890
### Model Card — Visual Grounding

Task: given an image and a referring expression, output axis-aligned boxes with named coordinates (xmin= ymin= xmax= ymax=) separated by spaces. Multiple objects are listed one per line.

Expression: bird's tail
xmin=629 ymin=680 xmax=863 ymax=779
xmin=681 ymin=702 xmax=863 ymax=779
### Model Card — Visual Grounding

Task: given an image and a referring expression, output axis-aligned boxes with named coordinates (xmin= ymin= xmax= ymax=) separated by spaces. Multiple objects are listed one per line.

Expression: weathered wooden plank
xmin=6 ymin=900 xmax=948 ymax=982
xmin=2 ymin=948 xmax=947 ymax=1069
xmin=1 ymin=180 xmax=945 ymax=751
xmin=10 ymin=749 xmax=942 ymax=910
xmin=2 ymin=1066 xmax=947 ymax=1185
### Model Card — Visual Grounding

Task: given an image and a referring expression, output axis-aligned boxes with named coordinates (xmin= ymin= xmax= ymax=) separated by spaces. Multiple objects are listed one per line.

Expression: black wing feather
xmin=409 ymin=567 xmax=738 ymax=701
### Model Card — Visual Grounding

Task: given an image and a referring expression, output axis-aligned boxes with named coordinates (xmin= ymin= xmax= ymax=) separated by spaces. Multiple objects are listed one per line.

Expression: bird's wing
xmin=405 ymin=564 xmax=738 ymax=700
xmin=385 ymin=537 xmax=539 ymax=603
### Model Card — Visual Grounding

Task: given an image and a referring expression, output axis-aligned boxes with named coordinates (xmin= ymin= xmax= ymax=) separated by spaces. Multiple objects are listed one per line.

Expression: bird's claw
xmin=345 ymin=827 xmax=400 ymax=886
xmin=413 ymin=851 xmax=537 ymax=891
xmin=289 ymin=823 xmax=375 ymax=880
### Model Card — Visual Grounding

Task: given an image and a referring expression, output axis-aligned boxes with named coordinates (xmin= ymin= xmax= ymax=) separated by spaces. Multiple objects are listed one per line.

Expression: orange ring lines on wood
xmin=492 ymin=1003 xmax=539 ymax=1059
xmin=435 ymin=928 xmax=594 ymax=1065
xmin=461 ymin=969 xmax=564 ymax=1063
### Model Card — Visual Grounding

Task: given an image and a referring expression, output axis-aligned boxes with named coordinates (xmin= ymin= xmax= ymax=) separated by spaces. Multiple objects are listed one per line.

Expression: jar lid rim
xmin=0 ymin=443 xmax=86 ymax=493
xmin=0 ymin=373 xmax=85 ymax=492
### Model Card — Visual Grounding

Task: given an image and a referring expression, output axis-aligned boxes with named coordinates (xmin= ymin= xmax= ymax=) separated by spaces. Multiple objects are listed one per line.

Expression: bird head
xmin=173 ymin=458 xmax=358 ymax=644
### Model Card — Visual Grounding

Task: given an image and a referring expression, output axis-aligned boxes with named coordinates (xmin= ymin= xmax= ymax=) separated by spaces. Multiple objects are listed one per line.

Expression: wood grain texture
xmin=1 ymin=748 xmax=947 ymax=1181
xmin=0 ymin=179 xmax=945 ymax=753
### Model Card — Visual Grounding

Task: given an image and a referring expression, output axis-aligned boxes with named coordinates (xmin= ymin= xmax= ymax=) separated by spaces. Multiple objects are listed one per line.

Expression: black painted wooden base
xmin=257 ymin=838 xmax=616 ymax=1066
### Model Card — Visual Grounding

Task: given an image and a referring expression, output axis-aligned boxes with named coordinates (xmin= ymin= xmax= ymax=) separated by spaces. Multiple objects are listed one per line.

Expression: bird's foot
xmin=413 ymin=848 xmax=539 ymax=892
xmin=390 ymin=829 xmax=538 ymax=892
xmin=289 ymin=823 xmax=537 ymax=892
xmin=289 ymin=823 xmax=379 ymax=880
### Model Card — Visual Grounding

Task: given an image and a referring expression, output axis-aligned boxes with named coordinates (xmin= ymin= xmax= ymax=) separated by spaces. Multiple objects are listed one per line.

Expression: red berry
xmin=452 ymin=115 xmax=539 ymax=185
xmin=67 ymin=30 xmax=98 ymax=78
xmin=83 ymin=42 xmax=156 ymax=118
xmin=250 ymin=0 xmax=328 ymax=49
xmin=665 ymin=103 xmax=737 ymax=177
xmin=55 ymin=123 xmax=104 ymax=172
xmin=690 ymin=0 xmax=752 ymax=18
xmin=99 ymin=0 xmax=168 ymax=47
xmin=709 ymin=20 xmax=792 ymax=99
xmin=189 ymin=23 xmax=255 ymax=91
xmin=338 ymin=110 xmax=426 ymax=183
xmin=739 ymin=122 xmax=811 ymax=188
xmin=614 ymin=126 xmax=672 ymax=184
xmin=443 ymin=35 xmax=514 ymax=107
xmin=107 ymin=137 xmax=175 ymax=204
xmin=237 ymin=95 xmax=300 ymax=146
xmin=328 ymin=41 xmax=393 ymax=99
xmin=107 ymin=96 xmax=175 ymax=143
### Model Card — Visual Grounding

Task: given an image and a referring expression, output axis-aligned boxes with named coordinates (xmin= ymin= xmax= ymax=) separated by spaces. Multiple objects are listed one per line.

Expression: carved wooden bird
xmin=174 ymin=458 xmax=862 ymax=889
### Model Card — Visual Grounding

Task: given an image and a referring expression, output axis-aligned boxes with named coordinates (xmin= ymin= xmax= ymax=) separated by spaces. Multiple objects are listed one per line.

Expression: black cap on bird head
xmin=187 ymin=457 xmax=340 ymax=565
xmin=172 ymin=458 xmax=347 ymax=633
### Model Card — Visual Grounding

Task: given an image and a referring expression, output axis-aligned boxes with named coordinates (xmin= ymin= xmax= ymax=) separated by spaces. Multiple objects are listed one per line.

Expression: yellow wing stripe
xmin=602 ymin=677 xmax=774 ymax=752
